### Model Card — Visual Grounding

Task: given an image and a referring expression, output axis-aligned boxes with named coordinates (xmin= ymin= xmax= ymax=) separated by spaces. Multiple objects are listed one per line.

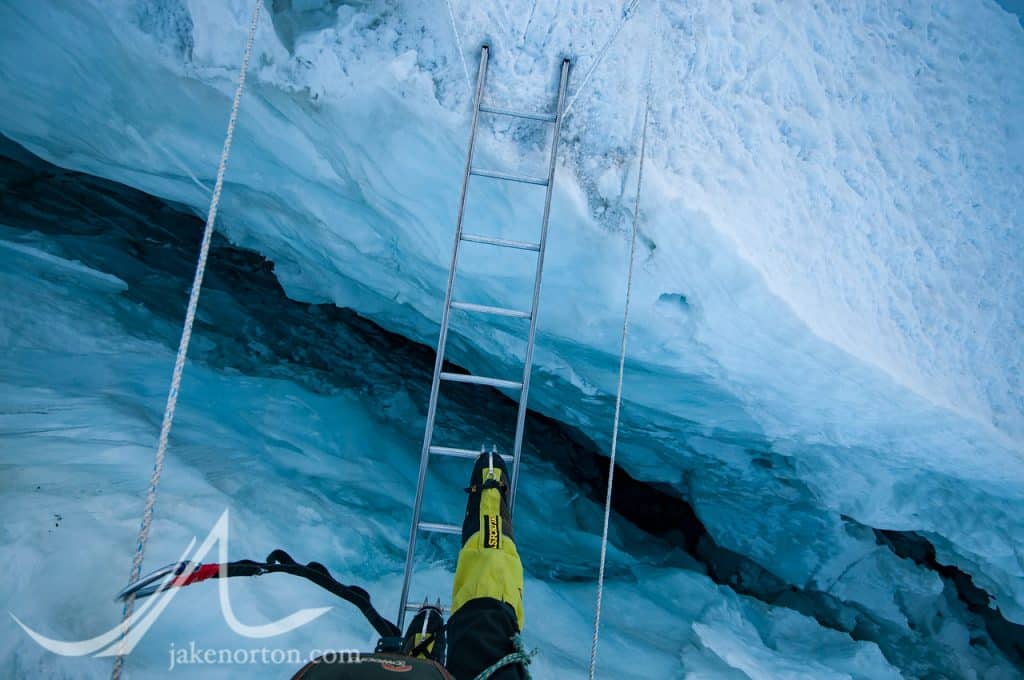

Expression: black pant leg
xmin=445 ymin=597 xmax=526 ymax=680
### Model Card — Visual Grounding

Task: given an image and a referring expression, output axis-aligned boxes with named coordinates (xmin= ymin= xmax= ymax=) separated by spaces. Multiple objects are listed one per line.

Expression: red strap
xmin=171 ymin=563 xmax=220 ymax=587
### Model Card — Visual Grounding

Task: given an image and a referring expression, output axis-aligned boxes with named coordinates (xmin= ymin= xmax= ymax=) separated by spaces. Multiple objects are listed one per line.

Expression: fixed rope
xmin=588 ymin=36 xmax=654 ymax=680
xmin=562 ymin=0 xmax=643 ymax=118
xmin=110 ymin=2 xmax=262 ymax=678
xmin=445 ymin=0 xmax=473 ymax=95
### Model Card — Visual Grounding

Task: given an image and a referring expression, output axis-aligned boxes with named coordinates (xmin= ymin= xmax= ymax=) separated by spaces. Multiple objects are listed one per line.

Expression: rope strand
xmin=110 ymin=2 xmax=262 ymax=677
xmin=473 ymin=634 xmax=537 ymax=680
xmin=445 ymin=0 xmax=473 ymax=96
xmin=562 ymin=0 xmax=642 ymax=118
xmin=588 ymin=36 xmax=654 ymax=680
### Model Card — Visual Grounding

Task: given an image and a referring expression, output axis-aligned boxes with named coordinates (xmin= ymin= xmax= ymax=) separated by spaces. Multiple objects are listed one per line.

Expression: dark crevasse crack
xmin=2 ymin=135 xmax=1021 ymax=677
xmin=543 ymin=436 xmax=1024 ymax=675
xmin=550 ymin=427 xmax=1024 ymax=674
xmin=874 ymin=528 xmax=1024 ymax=665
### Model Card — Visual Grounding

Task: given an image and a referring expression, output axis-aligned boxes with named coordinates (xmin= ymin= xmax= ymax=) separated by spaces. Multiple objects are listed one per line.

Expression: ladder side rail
xmin=509 ymin=58 xmax=572 ymax=513
xmin=397 ymin=45 xmax=490 ymax=629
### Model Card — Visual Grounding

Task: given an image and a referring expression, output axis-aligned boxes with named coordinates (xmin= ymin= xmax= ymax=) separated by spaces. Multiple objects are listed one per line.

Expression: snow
xmin=0 ymin=0 xmax=1022 ymax=677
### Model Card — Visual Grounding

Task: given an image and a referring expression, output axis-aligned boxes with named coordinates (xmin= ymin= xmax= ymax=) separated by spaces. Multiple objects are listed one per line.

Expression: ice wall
xmin=0 ymin=147 xmax=920 ymax=678
xmin=1 ymin=0 xmax=1022 ymax=675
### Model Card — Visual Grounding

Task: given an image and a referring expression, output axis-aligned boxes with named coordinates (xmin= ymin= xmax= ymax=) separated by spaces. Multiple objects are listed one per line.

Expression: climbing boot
xmin=462 ymin=449 xmax=514 ymax=547
xmin=451 ymin=447 xmax=525 ymax=634
xmin=401 ymin=601 xmax=446 ymax=663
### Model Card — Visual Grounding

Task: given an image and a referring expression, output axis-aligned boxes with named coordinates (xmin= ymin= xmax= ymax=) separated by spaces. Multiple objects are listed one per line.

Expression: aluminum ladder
xmin=397 ymin=46 xmax=571 ymax=628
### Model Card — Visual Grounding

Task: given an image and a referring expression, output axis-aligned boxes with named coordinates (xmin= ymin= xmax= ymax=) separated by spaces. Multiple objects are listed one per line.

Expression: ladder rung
xmin=451 ymin=301 xmax=530 ymax=319
xmin=440 ymin=372 xmax=523 ymax=390
xmin=461 ymin=233 xmax=541 ymax=251
xmin=405 ymin=602 xmax=451 ymax=613
xmin=470 ymin=168 xmax=549 ymax=186
xmin=479 ymin=104 xmax=557 ymax=122
xmin=418 ymin=521 xmax=461 ymax=535
xmin=430 ymin=446 xmax=513 ymax=462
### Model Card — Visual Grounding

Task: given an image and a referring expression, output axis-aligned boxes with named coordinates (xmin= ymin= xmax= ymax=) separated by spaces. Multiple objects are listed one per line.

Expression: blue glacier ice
xmin=0 ymin=0 xmax=1022 ymax=678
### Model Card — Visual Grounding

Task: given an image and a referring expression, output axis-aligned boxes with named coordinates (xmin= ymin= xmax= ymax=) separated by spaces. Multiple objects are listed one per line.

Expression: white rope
xmin=110 ymin=2 xmax=262 ymax=677
xmin=519 ymin=0 xmax=540 ymax=45
xmin=444 ymin=0 xmax=473 ymax=96
xmin=562 ymin=0 xmax=643 ymax=119
xmin=588 ymin=38 xmax=654 ymax=680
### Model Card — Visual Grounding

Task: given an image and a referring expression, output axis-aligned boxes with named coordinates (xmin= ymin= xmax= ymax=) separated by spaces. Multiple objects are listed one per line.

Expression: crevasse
xmin=0 ymin=1 xmax=1022 ymax=678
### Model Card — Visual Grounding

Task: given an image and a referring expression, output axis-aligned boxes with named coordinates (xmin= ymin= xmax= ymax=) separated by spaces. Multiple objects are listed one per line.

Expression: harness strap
xmin=465 ymin=478 xmax=507 ymax=495
xmin=409 ymin=621 xmax=449 ymax=659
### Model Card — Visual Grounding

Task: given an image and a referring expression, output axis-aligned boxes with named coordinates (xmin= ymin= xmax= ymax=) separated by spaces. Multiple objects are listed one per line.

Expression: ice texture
xmin=0 ymin=0 xmax=1022 ymax=677
xmin=0 ymin=155 xmax=919 ymax=678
